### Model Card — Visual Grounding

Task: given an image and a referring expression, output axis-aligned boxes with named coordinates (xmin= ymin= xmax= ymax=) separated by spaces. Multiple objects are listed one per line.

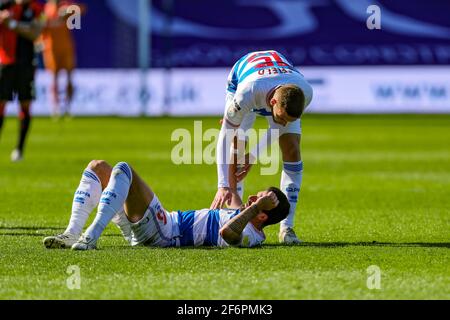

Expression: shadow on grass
xmin=0 ymin=226 xmax=63 ymax=231
xmin=1 ymin=227 xmax=449 ymax=249
xmin=0 ymin=233 xmax=124 ymax=237
xmin=0 ymin=226 xmax=123 ymax=238
xmin=63 ymin=242 xmax=450 ymax=251
xmin=264 ymin=242 xmax=450 ymax=249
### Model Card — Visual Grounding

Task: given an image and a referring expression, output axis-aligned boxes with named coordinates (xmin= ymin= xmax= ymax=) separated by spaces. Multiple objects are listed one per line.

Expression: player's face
xmin=247 ymin=192 xmax=271 ymax=225
xmin=272 ymin=104 xmax=297 ymax=127
xmin=246 ymin=190 xmax=272 ymax=207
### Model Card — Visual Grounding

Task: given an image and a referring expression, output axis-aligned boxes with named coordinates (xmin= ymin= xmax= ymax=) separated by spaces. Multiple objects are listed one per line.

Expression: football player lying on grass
xmin=43 ymin=159 xmax=290 ymax=250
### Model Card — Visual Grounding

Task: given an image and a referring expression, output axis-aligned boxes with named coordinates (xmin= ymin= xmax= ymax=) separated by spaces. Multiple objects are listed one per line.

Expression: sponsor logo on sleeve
xmin=227 ymin=100 xmax=241 ymax=120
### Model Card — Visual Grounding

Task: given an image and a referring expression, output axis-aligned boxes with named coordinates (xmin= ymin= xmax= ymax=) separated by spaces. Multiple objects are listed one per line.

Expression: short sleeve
xmin=239 ymin=224 xmax=265 ymax=248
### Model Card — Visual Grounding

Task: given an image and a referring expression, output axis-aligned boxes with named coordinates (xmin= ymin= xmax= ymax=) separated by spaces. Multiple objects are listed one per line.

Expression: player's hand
xmin=210 ymin=187 xmax=233 ymax=209
xmin=255 ymin=191 xmax=279 ymax=211
xmin=235 ymin=153 xmax=254 ymax=183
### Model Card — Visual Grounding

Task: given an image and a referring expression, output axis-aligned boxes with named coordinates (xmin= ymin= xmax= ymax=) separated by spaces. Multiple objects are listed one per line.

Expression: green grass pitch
xmin=0 ymin=114 xmax=448 ymax=299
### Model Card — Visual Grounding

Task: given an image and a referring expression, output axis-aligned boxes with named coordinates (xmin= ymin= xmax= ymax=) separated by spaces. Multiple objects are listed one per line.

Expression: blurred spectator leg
xmin=17 ymin=101 xmax=32 ymax=156
xmin=51 ymin=71 xmax=60 ymax=118
xmin=0 ymin=101 xmax=5 ymax=139
xmin=65 ymin=70 xmax=74 ymax=117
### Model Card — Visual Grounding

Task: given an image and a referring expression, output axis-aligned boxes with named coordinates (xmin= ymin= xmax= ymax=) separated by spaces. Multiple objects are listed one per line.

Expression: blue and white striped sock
xmin=280 ymin=161 xmax=303 ymax=230
xmin=85 ymin=162 xmax=133 ymax=240
xmin=65 ymin=168 xmax=102 ymax=236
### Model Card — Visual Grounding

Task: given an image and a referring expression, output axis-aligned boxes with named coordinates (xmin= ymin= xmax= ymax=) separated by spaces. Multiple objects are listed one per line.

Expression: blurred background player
xmin=41 ymin=0 xmax=85 ymax=118
xmin=0 ymin=0 xmax=43 ymax=162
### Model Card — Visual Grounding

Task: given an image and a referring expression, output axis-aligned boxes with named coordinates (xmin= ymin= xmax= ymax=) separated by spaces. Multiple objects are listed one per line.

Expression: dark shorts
xmin=0 ymin=64 xmax=36 ymax=102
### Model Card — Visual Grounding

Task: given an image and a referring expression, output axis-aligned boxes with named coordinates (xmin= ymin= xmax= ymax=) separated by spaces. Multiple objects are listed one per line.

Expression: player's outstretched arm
xmin=220 ymin=204 xmax=259 ymax=246
xmin=219 ymin=192 xmax=278 ymax=246
xmin=227 ymin=137 xmax=244 ymax=209
xmin=210 ymin=119 xmax=238 ymax=209
xmin=212 ymin=86 xmax=249 ymax=209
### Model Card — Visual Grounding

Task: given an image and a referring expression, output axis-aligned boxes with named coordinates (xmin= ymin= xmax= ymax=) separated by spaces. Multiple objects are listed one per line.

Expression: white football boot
xmin=279 ymin=227 xmax=303 ymax=245
xmin=71 ymin=234 xmax=97 ymax=251
xmin=43 ymin=233 xmax=79 ymax=249
xmin=11 ymin=149 xmax=23 ymax=163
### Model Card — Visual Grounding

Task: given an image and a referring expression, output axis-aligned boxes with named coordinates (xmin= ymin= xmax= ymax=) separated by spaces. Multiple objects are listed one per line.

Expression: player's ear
xmin=270 ymin=98 xmax=277 ymax=107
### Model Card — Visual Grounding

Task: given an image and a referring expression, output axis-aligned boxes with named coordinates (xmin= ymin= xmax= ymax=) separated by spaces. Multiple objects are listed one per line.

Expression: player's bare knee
xmin=88 ymin=159 xmax=106 ymax=170
xmin=88 ymin=160 xmax=112 ymax=178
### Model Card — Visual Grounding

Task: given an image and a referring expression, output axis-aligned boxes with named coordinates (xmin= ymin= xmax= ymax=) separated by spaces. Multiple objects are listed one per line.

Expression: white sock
xmin=280 ymin=161 xmax=303 ymax=230
xmin=85 ymin=162 xmax=133 ymax=240
xmin=111 ymin=209 xmax=133 ymax=244
xmin=64 ymin=168 xmax=102 ymax=236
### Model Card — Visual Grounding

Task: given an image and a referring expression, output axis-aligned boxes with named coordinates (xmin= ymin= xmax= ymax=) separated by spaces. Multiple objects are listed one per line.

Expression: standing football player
xmin=210 ymin=50 xmax=313 ymax=245
xmin=41 ymin=0 xmax=86 ymax=118
xmin=0 ymin=0 xmax=43 ymax=162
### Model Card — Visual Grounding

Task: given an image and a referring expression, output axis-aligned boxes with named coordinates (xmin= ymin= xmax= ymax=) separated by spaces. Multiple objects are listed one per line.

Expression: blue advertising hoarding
xmin=73 ymin=0 xmax=450 ymax=68
xmin=7 ymin=0 xmax=449 ymax=115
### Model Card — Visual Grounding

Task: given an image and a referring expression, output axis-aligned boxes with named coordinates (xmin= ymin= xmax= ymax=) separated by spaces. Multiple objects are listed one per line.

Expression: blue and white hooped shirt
xmin=170 ymin=209 xmax=266 ymax=248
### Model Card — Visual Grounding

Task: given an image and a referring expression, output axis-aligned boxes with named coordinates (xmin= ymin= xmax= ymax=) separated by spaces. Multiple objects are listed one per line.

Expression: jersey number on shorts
xmin=156 ymin=210 xmax=167 ymax=225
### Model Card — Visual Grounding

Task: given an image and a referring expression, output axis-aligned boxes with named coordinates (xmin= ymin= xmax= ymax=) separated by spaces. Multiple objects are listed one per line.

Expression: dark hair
xmin=261 ymin=187 xmax=290 ymax=227
xmin=278 ymin=85 xmax=305 ymax=119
